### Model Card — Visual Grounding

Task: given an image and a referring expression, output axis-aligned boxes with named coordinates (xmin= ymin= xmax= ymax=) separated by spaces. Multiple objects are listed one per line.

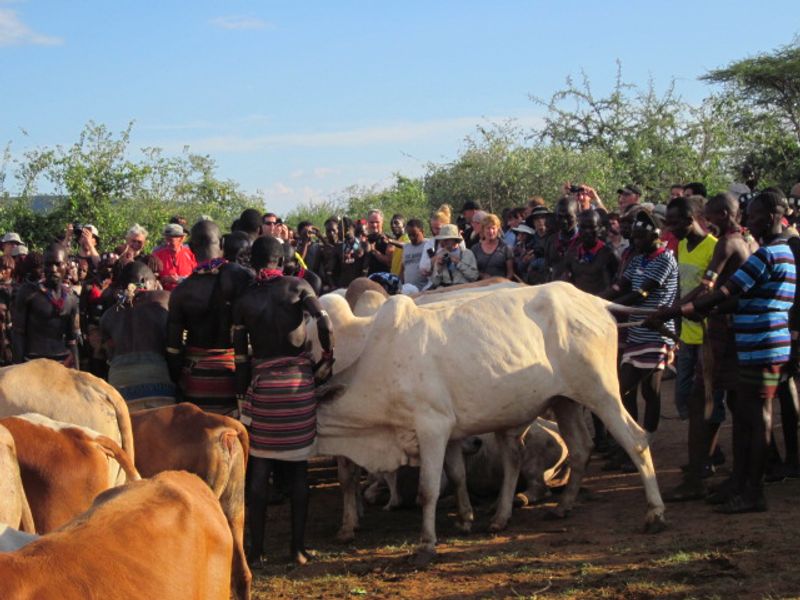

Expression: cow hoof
xmin=336 ymin=529 xmax=356 ymax=543
xmin=409 ymin=548 xmax=436 ymax=569
xmin=644 ymin=512 xmax=667 ymax=534
xmin=544 ymin=507 xmax=568 ymax=520
xmin=382 ymin=502 xmax=400 ymax=512
xmin=454 ymin=519 xmax=472 ymax=534
xmin=488 ymin=520 xmax=507 ymax=533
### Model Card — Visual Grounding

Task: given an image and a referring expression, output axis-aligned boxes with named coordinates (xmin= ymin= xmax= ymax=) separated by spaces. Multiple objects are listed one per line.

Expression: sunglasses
xmin=263 ymin=221 xmax=277 ymax=225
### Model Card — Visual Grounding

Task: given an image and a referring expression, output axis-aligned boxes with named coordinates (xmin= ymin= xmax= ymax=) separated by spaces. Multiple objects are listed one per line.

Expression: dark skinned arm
xmin=301 ymin=290 xmax=335 ymax=383
xmin=65 ymin=302 xmax=80 ymax=368
xmin=613 ymin=276 xmax=664 ymax=307
xmin=165 ymin=291 xmax=186 ymax=383
xmin=232 ymin=300 xmax=251 ymax=398
xmin=10 ymin=286 xmax=30 ymax=363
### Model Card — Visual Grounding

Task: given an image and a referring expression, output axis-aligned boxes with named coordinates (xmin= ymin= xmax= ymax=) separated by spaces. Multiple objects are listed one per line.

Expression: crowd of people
xmin=2 ymin=176 xmax=800 ymax=563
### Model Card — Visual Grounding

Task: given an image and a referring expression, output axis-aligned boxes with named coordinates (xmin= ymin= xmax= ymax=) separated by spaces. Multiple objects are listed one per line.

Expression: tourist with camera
xmin=363 ymin=209 xmax=395 ymax=275
xmin=429 ymin=224 xmax=478 ymax=289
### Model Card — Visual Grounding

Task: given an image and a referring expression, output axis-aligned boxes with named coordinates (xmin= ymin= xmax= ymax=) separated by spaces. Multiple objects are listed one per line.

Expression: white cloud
xmin=312 ymin=167 xmax=339 ymax=179
xmin=209 ymin=15 xmax=272 ymax=31
xmin=0 ymin=9 xmax=62 ymax=46
xmin=289 ymin=169 xmax=304 ymax=179
xmin=268 ymin=182 xmax=293 ymax=196
xmin=170 ymin=115 xmax=545 ymax=153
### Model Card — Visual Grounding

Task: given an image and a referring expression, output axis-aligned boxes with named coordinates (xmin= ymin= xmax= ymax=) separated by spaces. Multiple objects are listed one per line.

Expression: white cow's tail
xmin=602 ymin=301 xmax=658 ymax=317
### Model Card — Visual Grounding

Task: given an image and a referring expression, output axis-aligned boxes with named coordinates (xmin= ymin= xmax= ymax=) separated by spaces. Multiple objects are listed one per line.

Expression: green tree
xmin=533 ymin=65 xmax=732 ymax=202
xmin=7 ymin=122 xmax=259 ymax=250
xmin=702 ymin=40 xmax=800 ymax=191
xmin=702 ymin=40 xmax=800 ymax=142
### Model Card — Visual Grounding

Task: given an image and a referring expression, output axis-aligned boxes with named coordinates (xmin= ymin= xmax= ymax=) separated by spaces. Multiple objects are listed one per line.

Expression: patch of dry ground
xmin=252 ymin=381 xmax=800 ymax=599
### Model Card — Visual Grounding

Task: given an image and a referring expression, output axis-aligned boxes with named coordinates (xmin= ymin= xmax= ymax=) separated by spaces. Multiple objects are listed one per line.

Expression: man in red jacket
xmin=152 ymin=223 xmax=196 ymax=291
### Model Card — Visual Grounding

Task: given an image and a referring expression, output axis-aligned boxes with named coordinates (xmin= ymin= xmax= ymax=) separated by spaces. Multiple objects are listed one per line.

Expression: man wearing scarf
xmin=233 ymin=235 xmax=334 ymax=567
xmin=11 ymin=243 xmax=79 ymax=367
xmin=563 ymin=209 xmax=619 ymax=295
xmin=603 ymin=209 xmax=679 ymax=471
xmin=544 ymin=196 xmax=580 ymax=281
xmin=167 ymin=220 xmax=254 ymax=415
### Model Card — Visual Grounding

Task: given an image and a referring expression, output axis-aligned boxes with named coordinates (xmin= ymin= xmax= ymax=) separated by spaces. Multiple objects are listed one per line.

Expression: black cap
xmin=616 ymin=185 xmax=642 ymax=196
xmin=461 ymin=200 xmax=482 ymax=212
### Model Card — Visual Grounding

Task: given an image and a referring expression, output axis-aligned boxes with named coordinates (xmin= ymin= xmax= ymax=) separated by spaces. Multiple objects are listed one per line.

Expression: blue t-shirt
xmin=723 ymin=240 xmax=796 ymax=366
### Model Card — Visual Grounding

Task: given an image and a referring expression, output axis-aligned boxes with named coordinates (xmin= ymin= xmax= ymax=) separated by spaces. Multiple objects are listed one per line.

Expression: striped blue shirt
xmin=724 ymin=240 xmax=796 ymax=366
xmin=622 ymin=248 xmax=679 ymax=347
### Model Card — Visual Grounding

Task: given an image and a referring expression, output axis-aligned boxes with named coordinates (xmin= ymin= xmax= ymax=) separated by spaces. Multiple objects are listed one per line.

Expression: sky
xmin=1 ymin=1 xmax=799 ymax=215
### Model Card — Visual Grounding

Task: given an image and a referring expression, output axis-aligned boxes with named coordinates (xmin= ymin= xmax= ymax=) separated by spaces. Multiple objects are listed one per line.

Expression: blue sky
xmin=1 ymin=1 xmax=798 ymax=215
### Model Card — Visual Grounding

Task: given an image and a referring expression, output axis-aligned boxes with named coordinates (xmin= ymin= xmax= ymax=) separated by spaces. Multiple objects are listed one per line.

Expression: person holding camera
xmin=364 ymin=209 xmax=394 ymax=275
xmin=564 ymin=182 xmax=606 ymax=212
xmin=429 ymin=224 xmax=478 ymax=288
xmin=66 ymin=223 xmax=101 ymax=271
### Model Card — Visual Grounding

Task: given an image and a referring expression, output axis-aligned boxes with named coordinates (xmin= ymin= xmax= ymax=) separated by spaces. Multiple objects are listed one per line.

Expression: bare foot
xmin=292 ymin=549 xmax=314 ymax=566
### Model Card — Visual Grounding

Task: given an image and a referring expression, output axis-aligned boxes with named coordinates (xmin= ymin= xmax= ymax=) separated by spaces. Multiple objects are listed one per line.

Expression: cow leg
xmin=591 ymin=391 xmax=666 ymax=532
xmin=383 ymin=470 xmax=402 ymax=511
xmin=411 ymin=425 xmax=450 ymax=566
xmin=336 ymin=456 xmax=360 ymax=542
xmin=218 ymin=435 xmax=251 ymax=600
xmin=549 ymin=397 xmax=592 ymax=518
xmin=489 ymin=428 xmax=523 ymax=532
xmin=443 ymin=441 xmax=474 ymax=533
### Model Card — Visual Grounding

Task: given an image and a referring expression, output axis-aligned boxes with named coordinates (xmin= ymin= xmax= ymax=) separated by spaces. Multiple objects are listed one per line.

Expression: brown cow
xmin=0 ymin=359 xmax=135 ymax=484
xmin=1 ymin=413 xmax=140 ymax=533
xmin=132 ymin=402 xmax=251 ymax=600
xmin=0 ymin=424 xmax=34 ymax=533
xmin=0 ymin=471 xmax=233 ymax=600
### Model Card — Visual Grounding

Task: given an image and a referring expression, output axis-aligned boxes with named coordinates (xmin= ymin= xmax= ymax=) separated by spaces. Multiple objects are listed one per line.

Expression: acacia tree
xmin=702 ymin=40 xmax=800 ymax=190
xmin=532 ymin=65 xmax=732 ymax=201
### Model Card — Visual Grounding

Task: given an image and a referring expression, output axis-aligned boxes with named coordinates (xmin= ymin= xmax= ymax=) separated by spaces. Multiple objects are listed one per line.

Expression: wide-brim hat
xmin=1 ymin=232 xmax=22 ymax=244
xmin=512 ymin=224 xmax=536 ymax=236
xmin=529 ymin=206 xmax=551 ymax=219
xmin=434 ymin=224 xmax=463 ymax=241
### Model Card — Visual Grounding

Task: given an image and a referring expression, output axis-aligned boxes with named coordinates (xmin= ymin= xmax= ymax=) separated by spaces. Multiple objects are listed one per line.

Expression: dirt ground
xmin=251 ymin=380 xmax=800 ymax=599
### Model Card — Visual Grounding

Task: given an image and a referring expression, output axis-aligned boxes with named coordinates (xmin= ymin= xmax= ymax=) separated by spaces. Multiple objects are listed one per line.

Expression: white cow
xmin=315 ymin=283 xmax=664 ymax=563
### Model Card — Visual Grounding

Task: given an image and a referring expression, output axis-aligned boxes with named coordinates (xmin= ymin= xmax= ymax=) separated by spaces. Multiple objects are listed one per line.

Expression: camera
xmin=569 ymin=185 xmax=582 ymax=194
xmin=426 ymin=248 xmax=435 ymax=258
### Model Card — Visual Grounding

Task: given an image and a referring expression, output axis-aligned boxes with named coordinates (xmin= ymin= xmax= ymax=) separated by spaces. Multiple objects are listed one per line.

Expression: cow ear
xmin=315 ymin=383 xmax=347 ymax=402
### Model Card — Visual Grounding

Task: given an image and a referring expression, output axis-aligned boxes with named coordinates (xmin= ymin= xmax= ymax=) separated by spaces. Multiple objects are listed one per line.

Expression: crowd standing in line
xmin=3 ymin=177 xmax=800 ymax=563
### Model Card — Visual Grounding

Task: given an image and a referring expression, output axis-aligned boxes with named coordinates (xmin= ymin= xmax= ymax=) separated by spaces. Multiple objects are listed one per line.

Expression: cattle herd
xmin=0 ymin=275 xmax=670 ymax=599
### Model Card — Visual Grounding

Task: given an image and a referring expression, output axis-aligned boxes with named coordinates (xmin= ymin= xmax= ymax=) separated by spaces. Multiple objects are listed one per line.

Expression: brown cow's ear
xmin=315 ymin=383 xmax=347 ymax=402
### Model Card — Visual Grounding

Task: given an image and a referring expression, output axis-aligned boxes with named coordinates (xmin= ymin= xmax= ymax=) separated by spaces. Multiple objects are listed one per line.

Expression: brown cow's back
xmin=0 ymin=360 xmax=135 ymax=482
xmin=132 ymin=402 xmax=251 ymax=600
xmin=0 ymin=471 xmax=232 ymax=600
xmin=1 ymin=415 xmax=139 ymax=533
